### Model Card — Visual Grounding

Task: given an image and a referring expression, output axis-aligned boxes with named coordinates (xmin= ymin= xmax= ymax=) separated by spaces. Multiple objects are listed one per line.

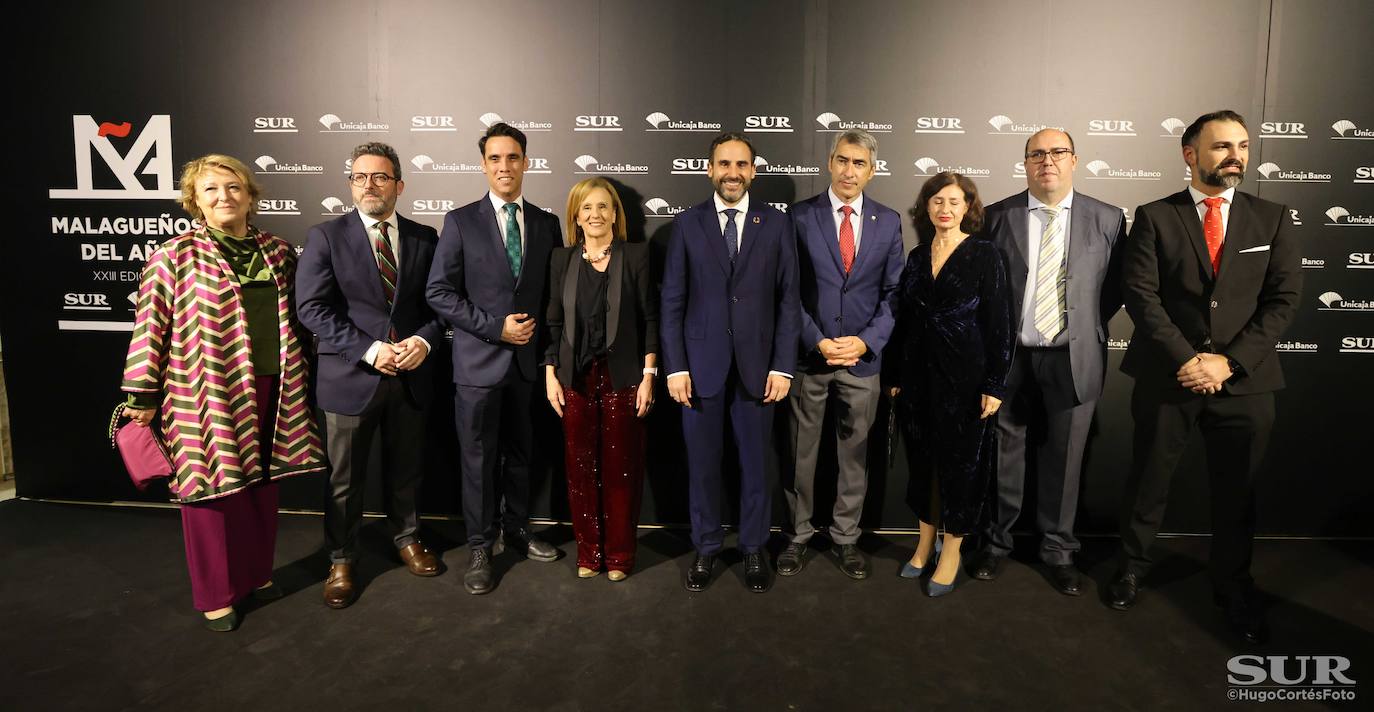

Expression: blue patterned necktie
xmin=502 ymin=202 xmax=522 ymax=277
xmin=722 ymin=208 xmax=739 ymax=263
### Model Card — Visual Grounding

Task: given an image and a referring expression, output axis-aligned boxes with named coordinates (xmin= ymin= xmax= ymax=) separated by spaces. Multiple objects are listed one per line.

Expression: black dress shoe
xmin=1108 ymin=572 xmax=1139 ymax=610
xmin=1048 ymin=564 xmax=1082 ymax=596
xmin=684 ymin=554 xmax=715 ymax=592
xmin=776 ymin=542 xmax=807 ymax=577
xmin=969 ymin=550 xmax=1005 ymax=581
xmin=1216 ymin=591 xmax=1269 ymax=645
xmin=744 ymin=552 xmax=772 ymax=593
xmin=464 ymin=548 xmax=494 ymax=595
xmin=836 ymin=544 xmax=869 ymax=580
xmin=499 ymin=527 xmax=561 ymax=562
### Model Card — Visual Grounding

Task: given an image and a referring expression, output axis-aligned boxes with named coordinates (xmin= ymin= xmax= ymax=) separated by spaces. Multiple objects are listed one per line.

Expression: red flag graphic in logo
xmin=97 ymin=121 xmax=133 ymax=138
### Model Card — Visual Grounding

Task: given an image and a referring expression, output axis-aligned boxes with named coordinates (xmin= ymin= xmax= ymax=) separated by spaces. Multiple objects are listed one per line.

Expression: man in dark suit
xmin=778 ymin=129 xmax=903 ymax=581
xmin=661 ymin=132 xmax=800 ymax=593
xmin=1109 ymin=110 xmax=1301 ymax=644
xmin=297 ymin=142 xmax=444 ymax=608
xmin=426 ymin=123 xmax=562 ymax=595
xmin=971 ymin=129 xmax=1125 ymax=596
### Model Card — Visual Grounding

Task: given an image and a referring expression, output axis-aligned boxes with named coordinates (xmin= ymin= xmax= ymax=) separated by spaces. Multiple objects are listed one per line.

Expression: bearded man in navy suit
xmin=297 ymin=142 xmax=445 ymax=608
xmin=661 ymin=131 xmax=801 ymax=594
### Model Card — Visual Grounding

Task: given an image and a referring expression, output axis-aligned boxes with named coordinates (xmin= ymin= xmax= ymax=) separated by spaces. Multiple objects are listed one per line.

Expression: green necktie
xmin=503 ymin=202 xmax=522 ymax=277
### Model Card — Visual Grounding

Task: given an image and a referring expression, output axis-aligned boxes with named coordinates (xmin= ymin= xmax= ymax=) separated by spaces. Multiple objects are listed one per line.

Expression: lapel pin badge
xmin=752 ymin=216 xmax=760 ymax=224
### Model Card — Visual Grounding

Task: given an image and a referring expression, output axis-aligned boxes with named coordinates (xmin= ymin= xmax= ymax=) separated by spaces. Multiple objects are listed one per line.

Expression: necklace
xmin=582 ymin=241 xmax=612 ymax=263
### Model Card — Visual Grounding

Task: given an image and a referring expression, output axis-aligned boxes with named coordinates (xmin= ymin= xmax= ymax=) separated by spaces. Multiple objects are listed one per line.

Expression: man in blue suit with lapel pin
xmin=297 ymin=142 xmax=445 ymax=608
xmin=971 ymin=128 xmax=1126 ymax=596
xmin=1108 ymin=111 xmax=1301 ymax=645
xmin=427 ymin=123 xmax=563 ymax=595
xmin=661 ymin=131 xmax=801 ymax=593
xmin=778 ymin=129 xmax=904 ymax=581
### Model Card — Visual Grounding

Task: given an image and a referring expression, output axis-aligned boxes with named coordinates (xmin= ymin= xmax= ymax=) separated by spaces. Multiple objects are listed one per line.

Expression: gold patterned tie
xmin=1033 ymin=206 xmax=1066 ymax=341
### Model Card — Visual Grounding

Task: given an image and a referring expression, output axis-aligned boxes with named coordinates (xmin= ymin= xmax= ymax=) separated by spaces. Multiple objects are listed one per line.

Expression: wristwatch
xmin=1224 ymin=356 xmax=1244 ymax=378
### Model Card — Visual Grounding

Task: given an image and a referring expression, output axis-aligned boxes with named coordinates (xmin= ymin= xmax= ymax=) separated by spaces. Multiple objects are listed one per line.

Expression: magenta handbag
xmin=108 ymin=403 xmax=174 ymax=490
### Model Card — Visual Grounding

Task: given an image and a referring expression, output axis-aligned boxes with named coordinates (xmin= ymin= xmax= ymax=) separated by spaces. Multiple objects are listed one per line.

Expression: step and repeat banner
xmin=12 ymin=0 xmax=1371 ymax=534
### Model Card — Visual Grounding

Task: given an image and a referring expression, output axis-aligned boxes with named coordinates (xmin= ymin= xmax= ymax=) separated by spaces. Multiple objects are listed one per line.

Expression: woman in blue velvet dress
xmin=889 ymin=172 xmax=1012 ymax=596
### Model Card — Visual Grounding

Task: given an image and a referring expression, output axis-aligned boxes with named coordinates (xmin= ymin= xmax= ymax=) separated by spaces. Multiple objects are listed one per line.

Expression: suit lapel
xmin=734 ymin=203 xmax=766 ymax=276
xmin=847 ymin=197 xmax=880 ymax=278
xmin=476 ymin=197 xmax=517 ymax=288
xmin=1170 ymin=191 xmax=1213 ymax=282
xmin=348 ymin=213 xmax=388 ymax=307
xmin=562 ymin=247 xmax=579 ymax=349
xmin=697 ymin=204 xmax=732 ymax=276
xmin=1066 ymin=199 xmax=1089 ymax=281
xmin=812 ymin=195 xmax=847 ymax=277
xmin=1007 ymin=192 xmax=1031 ymax=276
xmin=1215 ymin=192 xmax=1253 ymax=287
xmin=605 ymin=245 xmax=623 ymax=347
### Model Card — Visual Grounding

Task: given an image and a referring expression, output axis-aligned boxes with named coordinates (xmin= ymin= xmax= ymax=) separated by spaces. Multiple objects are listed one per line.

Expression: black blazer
xmin=545 ymin=241 xmax=659 ymax=389
xmin=1120 ymin=189 xmax=1302 ymax=395
xmin=425 ymin=196 xmax=560 ymax=386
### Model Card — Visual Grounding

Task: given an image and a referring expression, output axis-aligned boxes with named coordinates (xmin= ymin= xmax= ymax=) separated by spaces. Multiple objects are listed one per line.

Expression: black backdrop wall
xmin=12 ymin=0 xmax=1372 ymax=536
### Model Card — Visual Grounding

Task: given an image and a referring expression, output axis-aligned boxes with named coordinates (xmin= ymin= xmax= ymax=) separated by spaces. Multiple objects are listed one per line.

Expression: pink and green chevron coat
xmin=122 ymin=226 xmax=325 ymax=503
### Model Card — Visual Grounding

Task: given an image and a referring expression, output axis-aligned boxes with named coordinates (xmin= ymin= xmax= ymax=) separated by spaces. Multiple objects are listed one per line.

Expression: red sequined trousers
xmin=561 ymin=358 xmax=646 ymax=572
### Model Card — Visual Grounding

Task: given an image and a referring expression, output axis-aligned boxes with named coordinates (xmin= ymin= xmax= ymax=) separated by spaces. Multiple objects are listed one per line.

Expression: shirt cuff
xmin=666 ymin=371 xmax=690 ymax=380
xmin=768 ymin=370 xmax=793 ymax=379
xmin=363 ymin=340 xmax=384 ymax=366
xmin=412 ymin=336 xmax=431 ymax=354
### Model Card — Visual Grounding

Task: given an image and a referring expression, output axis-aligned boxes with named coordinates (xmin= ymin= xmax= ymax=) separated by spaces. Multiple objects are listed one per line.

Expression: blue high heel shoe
xmin=898 ymin=540 xmax=943 ymax=579
xmin=926 ymin=557 xmax=961 ymax=597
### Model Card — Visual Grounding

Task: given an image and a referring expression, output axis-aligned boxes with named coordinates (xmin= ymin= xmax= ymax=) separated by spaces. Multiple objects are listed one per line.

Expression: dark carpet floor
xmin=0 ymin=499 xmax=1369 ymax=711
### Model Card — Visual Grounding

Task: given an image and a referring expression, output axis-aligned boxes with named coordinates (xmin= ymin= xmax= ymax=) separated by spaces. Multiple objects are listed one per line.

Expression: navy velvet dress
xmin=890 ymin=237 xmax=1012 ymax=535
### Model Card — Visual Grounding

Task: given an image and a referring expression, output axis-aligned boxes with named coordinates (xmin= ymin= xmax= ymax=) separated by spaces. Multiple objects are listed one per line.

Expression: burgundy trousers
xmin=561 ymin=359 xmax=646 ymax=572
xmin=179 ymin=375 xmax=280 ymax=611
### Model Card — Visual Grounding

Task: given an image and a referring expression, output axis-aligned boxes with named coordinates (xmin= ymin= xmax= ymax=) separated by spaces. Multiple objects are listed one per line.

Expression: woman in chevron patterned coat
xmin=121 ymin=154 xmax=325 ymax=632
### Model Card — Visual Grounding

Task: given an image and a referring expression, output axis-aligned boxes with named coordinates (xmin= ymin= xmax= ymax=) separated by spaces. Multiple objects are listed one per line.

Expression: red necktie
xmin=1202 ymin=196 xmax=1224 ymax=275
xmin=838 ymin=205 xmax=855 ymax=273
xmin=374 ymin=222 xmax=399 ymax=341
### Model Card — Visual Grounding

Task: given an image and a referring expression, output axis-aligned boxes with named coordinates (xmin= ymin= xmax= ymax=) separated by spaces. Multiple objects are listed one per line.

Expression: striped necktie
xmin=373 ymin=221 xmax=398 ymax=308
xmin=1032 ymin=205 xmax=1067 ymax=341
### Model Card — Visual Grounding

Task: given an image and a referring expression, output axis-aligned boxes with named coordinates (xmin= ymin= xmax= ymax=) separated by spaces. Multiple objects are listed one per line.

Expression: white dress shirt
xmin=488 ymin=191 xmax=527 ymax=256
xmin=1019 ymin=191 xmax=1074 ymax=347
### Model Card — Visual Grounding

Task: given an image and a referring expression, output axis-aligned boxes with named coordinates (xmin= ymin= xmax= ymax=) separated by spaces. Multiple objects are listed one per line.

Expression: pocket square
xmin=1237 ymin=245 xmax=1271 ymax=254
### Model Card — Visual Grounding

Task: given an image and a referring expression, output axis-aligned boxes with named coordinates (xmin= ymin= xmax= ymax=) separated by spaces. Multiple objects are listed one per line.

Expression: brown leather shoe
xmin=399 ymin=542 xmax=441 ymax=577
xmin=323 ymin=563 xmax=356 ymax=609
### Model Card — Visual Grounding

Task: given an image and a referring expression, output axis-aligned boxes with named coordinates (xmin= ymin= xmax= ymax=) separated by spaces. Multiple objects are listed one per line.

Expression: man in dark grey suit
xmin=779 ymin=129 xmax=904 ymax=580
xmin=971 ymin=128 xmax=1125 ymax=595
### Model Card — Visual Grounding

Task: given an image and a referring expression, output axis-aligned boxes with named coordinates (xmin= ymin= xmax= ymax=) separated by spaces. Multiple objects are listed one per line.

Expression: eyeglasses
xmin=348 ymin=172 xmax=397 ymax=187
xmin=1025 ymin=148 xmax=1075 ymax=164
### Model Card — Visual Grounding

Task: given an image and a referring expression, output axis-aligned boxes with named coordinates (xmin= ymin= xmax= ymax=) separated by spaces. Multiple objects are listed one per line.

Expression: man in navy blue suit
xmin=426 ymin=123 xmax=562 ymax=595
xmin=297 ymin=142 xmax=445 ymax=608
xmin=778 ymin=129 xmax=904 ymax=581
xmin=661 ymin=132 xmax=801 ymax=593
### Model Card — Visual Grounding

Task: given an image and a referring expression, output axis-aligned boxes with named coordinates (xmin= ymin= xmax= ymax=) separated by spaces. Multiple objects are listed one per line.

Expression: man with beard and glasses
xmin=661 ymin=131 xmax=800 ymax=593
xmin=1107 ymin=111 xmax=1301 ymax=645
xmin=297 ymin=142 xmax=445 ymax=608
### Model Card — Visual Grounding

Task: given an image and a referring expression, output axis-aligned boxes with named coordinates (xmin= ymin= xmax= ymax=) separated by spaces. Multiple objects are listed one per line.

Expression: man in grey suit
xmin=778 ymin=129 xmax=904 ymax=580
xmin=970 ymin=128 xmax=1125 ymax=595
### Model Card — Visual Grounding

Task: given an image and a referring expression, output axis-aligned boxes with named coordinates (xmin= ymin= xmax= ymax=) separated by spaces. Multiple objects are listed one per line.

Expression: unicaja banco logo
xmin=644 ymin=112 xmax=720 ymax=132
xmin=1085 ymin=160 xmax=1162 ymax=181
xmin=753 ymin=155 xmax=820 ymax=176
xmin=1326 ymin=206 xmax=1374 ymax=226
xmin=318 ymin=113 xmax=389 ymax=132
xmin=913 ymin=157 xmax=990 ymax=178
xmin=254 ymin=155 xmax=323 ymax=175
xmin=478 ymin=112 xmax=552 ymax=131
xmin=320 ymin=197 xmax=355 ymax=216
xmin=410 ymin=155 xmax=482 ymax=174
xmin=1256 ymin=162 xmax=1330 ymax=183
xmin=1159 ymin=117 xmax=1186 ymax=137
xmin=1332 ymin=119 xmax=1374 ymax=139
xmin=814 ymin=112 xmax=893 ymax=132
xmin=1318 ymin=291 xmax=1373 ymax=311
xmin=644 ymin=197 xmax=687 ymax=218
xmin=50 ymin=115 xmax=178 ymax=199
xmin=987 ymin=115 xmax=1058 ymax=135
xmin=572 ymin=154 xmax=648 ymax=175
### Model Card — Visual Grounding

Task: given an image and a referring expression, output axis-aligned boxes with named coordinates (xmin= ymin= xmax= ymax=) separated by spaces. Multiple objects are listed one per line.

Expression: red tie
xmin=838 ymin=205 xmax=856 ymax=273
xmin=1202 ymin=196 xmax=1224 ymax=275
